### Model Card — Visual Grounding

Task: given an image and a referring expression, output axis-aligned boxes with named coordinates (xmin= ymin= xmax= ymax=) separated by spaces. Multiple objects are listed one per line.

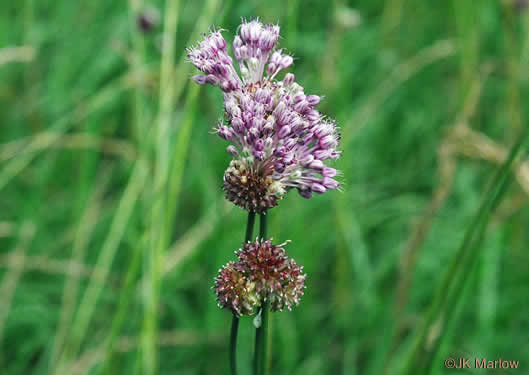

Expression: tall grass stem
xmin=400 ymin=126 xmax=527 ymax=375
xmin=143 ymin=0 xmax=180 ymax=373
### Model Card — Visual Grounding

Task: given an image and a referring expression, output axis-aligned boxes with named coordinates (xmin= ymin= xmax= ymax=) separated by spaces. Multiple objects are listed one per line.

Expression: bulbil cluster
xmin=214 ymin=239 xmax=306 ymax=316
xmin=214 ymin=262 xmax=260 ymax=316
xmin=188 ymin=19 xmax=341 ymax=213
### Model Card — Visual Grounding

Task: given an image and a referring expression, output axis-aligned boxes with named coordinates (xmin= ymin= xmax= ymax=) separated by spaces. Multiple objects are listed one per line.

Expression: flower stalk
xmin=229 ymin=315 xmax=240 ymax=375
xmin=254 ymin=213 xmax=268 ymax=375
xmin=230 ymin=211 xmax=256 ymax=375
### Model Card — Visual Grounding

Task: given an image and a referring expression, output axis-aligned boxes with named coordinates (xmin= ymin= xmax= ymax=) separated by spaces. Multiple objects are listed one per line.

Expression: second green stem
xmin=254 ymin=213 xmax=269 ymax=375
xmin=230 ymin=211 xmax=256 ymax=375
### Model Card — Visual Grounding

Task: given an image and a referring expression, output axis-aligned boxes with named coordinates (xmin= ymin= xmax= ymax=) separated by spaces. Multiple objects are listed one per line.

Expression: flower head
xmin=214 ymin=238 xmax=306 ymax=316
xmin=237 ymin=239 xmax=306 ymax=312
xmin=188 ymin=19 xmax=341 ymax=213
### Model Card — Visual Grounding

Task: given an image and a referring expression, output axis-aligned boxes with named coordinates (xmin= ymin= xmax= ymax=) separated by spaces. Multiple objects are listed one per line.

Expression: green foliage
xmin=0 ymin=0 xmax=528 ymax=374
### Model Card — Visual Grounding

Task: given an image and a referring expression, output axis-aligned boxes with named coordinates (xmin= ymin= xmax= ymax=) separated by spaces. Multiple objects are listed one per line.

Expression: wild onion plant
xmin=187 ymin=18 xmax=341 ymax=375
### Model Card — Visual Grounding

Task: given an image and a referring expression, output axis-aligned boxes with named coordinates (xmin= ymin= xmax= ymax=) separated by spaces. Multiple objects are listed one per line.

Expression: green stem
xmin=254 ymin=300 xmax=269 ymax=375
xmin=253 ymin=329 xmax=259 ymax=375
xmin=260 ymin=301 xmax=269 ymax=375
xmin=246 ymin=211 xmax=256 ymax=243
xmin=229 ymin=315 xmax=240 ymax=375
xmin=230 ymin=211 xmax=256 ymax=375
xmin=259 ymin=213 xmax=267 ymax=241
xmin=254 ymin=213 xmax=269 ymax=375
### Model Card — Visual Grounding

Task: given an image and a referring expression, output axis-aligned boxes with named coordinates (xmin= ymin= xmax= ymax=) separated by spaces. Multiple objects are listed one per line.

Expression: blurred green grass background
xmin=1 ymin=0 xmax=528 ymax=374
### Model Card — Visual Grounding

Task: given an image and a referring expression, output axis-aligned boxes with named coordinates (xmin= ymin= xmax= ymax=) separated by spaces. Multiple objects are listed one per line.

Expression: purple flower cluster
xmin=188 ymin=19 xmax=341 ymax=213
xmin=214 ymin=239 xmax=306 ymax=316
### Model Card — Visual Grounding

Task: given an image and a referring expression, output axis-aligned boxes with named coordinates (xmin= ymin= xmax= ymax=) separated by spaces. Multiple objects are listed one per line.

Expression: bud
xmin=311 ymin=183 xmax=326 ymax=194
xmin=226 ymin=145 xmax=239 ymax=157
xmin=322 ymin=167 xmax=337 ymax=177
xmin=322 ymin=177 xmax=339 ymax=190
xmin=283 ymin=73 xmax=295 ymax=86
xmin=192 ymin=75 xmax=207 ymax=85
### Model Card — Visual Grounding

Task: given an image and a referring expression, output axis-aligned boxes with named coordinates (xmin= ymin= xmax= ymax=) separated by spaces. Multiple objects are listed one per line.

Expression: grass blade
xmin=400 ymin=128 xmax=527 ymax=375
